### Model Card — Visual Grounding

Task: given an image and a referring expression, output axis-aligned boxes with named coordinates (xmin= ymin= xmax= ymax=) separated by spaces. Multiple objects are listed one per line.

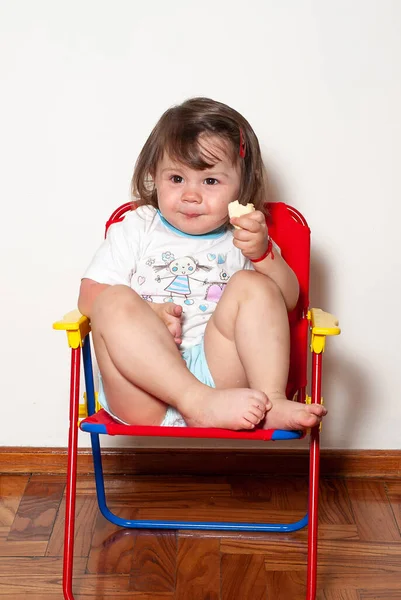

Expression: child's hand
xmin=150 ymin=302 xmax=183 ymax=345
xmin=230 ymin=211 xmax=268 ymax=261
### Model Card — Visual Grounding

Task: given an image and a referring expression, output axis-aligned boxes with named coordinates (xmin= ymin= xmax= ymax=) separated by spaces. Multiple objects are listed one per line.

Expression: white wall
xmin=1 ymin=0 xmax=400 ymax=449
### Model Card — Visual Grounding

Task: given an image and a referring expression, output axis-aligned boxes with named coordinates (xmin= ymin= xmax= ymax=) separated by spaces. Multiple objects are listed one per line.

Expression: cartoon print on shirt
xmin=205 ymin=283 xmax=225 ymax=303
xmin=162 ymin=251 xmax=175 ymax=263
xmin=199 ymin=270 xmax=230 ymax=304
xmin=153 ymin=256 xmax=212 ymax=305
xmin=207 ymin=253 xmax=227 ymax=264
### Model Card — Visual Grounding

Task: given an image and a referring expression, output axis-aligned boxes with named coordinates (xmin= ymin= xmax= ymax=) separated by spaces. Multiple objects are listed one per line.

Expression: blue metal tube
xmin=91 ymin=432 xmax=108 ymax=508
xmin=94 ymin=511 xmax=309 ymax=532
xmin=90 ymin=421 xmax=309 ymax=532
xmin=90 ymin=427 xmax=309 ymax=533
xmin=83 ymin=333 xmax=309 ymax=535
xmin=82 ymin=336 xmax=96 ymax=416
xmin=82 ymin=335 xmax=109 ymax=510
xmin=93 ymin=444 xmax=308 ymax=532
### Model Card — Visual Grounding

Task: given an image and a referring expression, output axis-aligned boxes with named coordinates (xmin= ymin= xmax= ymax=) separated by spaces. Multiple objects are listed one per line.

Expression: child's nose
xmin=181 ymin=185 xmax=202 ymax=203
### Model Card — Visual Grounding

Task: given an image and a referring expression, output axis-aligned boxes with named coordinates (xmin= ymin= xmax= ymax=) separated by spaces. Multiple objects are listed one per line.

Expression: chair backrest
xmin=265 ymin=202 xmax=310 ymax=398
xmin=105 ymin=202 xmax=310 ymax=398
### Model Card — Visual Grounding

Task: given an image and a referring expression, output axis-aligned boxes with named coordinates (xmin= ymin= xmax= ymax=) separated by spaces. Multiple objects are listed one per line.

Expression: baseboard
xmin=0 ymin=447 xmax=400 ymax=478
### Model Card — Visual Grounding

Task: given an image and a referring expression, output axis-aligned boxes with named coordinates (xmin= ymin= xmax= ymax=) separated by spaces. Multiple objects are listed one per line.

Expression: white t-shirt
xmin=83 ymin=205 xmax=256 ymax=349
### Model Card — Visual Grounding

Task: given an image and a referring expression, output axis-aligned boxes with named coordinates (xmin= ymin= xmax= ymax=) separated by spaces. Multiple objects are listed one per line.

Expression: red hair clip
xmin=239 ymin=128 xmax=246 ymax=158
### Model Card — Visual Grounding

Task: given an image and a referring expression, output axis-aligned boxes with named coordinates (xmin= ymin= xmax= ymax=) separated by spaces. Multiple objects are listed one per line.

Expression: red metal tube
xmin=62 ymin=347 xmax=81 ymax=600
xmin=306 ymin=351 xmax=322 ymax=600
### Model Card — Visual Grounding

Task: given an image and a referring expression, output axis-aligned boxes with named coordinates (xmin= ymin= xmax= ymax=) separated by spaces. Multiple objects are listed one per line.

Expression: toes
xmin=245 ymin=411 xmax=261 ymax=425
xmin=249 ymin=406 xmax=266 ymax=420
xmin=306 ymin=415 xmax=321 ymax=427
xmin=309 ymin=405 xmax=327 ymax=416
xmin=253 ymin=391 xmax=269 ymax=408
xmin=302 ymin=410 xmax=324 ymax=427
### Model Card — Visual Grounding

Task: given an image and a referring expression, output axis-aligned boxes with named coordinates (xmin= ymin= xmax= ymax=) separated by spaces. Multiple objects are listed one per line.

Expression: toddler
xmin=78 ymin=97 xmax=327 ymax=431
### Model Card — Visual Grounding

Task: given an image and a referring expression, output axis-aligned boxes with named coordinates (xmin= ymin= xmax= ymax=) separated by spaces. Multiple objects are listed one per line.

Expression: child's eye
xmin=204 ymin=178 xmax=218 ymax=185
xmin=171 ymin=175 xmax=183 ymax=184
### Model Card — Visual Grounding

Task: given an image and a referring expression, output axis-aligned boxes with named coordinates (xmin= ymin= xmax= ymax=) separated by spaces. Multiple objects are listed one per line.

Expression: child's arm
xmin=230 ymin=212 xmax=299 ymax=311
xmin=78 ymin=278 xmax=111 ymax=317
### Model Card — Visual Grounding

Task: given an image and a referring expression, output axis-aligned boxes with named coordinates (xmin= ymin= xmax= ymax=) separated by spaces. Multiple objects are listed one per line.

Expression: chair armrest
xmin=308 ymin=308 xmax=340 ymax=353
xmin=53 ymin=309 xmax=91 ymax=348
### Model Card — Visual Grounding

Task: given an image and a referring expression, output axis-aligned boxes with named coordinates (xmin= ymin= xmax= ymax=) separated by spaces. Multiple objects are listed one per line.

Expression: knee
xmin=91 ymin=285 xmax=140 ymax=323
xmin=227 ymin=270 xmax=283 ymax=304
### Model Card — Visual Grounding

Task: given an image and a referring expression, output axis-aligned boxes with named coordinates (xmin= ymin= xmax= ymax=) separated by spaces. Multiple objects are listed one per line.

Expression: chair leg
xmin=306 ymin=351 xmax=322 ymax=600
xmin=63 ymin=347 xmax=81 ymax=600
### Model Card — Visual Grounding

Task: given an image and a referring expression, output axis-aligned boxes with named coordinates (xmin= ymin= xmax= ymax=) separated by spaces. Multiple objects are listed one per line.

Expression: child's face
xmin=154 ymin=136 xmax=241 ymax=235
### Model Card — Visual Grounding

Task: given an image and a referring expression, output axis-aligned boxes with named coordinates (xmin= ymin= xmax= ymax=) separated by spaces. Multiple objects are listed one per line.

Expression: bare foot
xmin=180 ymin=386 xmax=272 ymax=430
xmin=263 ymin=394 xmax=327 ymax=430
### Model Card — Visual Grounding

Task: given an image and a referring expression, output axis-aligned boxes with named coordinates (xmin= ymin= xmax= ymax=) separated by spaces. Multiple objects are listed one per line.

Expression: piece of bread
xmin=228 ymin=200 xmax=255 ymax=228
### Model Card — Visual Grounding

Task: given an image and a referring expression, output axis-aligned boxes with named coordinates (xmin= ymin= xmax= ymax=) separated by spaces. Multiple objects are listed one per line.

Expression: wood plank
xmin=0 ymin=475 xmax=29 ymax=527
xmin=76 ymin=594 xmax=173 ymax=599
xmin=76 ymin=474 xmax=231 ymax=496
xmin=0 ymin=540 xmax=48 ymax=557
xmin=319 ymin=478 xmax=355 ymax=525
xmin=323 ymin=592 xmax=360 ymax=599
xmin=96 ymin=475 xmax=307 ymax=524
xmin=302 ymin=524 xmax=359 ymax=541
xmin=359 ymin=593 xmax=401 ymax=599
xmin=346 ymin=479 xmax=400 ymax=542
xmin=7 ymin=475 xmax=65 ymax=542
xmin=135 ymin=504 xmax=305 ymax=525
xmin=0 ymin=559 xmax=83 ymax=600
xmin=229 ymin=475 xmax=309 ymax=510
xmin=0 ymin=591 xmax=173 ymax=600
xmin=221 ymin=538 xmax=401 ymax=573
xmin=317 ymin=572 xmax=401 ymax=591
xmin=385 ymin=480 xmax=401 ymax=534
xmin=175 ymin=537 xmax=220 ymax=600
xmin=46 ymin=494 xmax=99 ymax=557
xmin=265 ymin=571 xmax=306 ymax=600
xmin=1 ymin=447 xmax=400 ymax=477
xmin=0 ymin=593 xmax=173 ymax=600
xmin=130 ymin=530 xmax=176 ymax=592
xmin=0 ymin=574 xmax=129 ymax=596
xmin=101 ymin=476 xmax=232 ymax=506
xmin=0 ymin=555 xmax=86 ymax=574
xmin=221 ymin=553 xmax=267 ymax=600
xmin=87 ymin=508 xmax=137 ymax=574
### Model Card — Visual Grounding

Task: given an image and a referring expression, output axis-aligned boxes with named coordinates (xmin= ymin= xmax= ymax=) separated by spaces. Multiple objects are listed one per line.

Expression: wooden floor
xmin=0 ymin=473 xmax=400 ymax=599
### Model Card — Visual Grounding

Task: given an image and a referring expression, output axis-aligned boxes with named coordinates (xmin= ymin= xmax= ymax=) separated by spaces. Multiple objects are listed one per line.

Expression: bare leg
xmin=90 ymin=285 xmax=269 ymax=429
xmin=204 ymin=271 xmax=327 ymax=430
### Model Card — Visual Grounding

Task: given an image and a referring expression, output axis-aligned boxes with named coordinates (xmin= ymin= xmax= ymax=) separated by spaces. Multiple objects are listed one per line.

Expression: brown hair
xmin=131 ymin=97 xmax=269 ymax=212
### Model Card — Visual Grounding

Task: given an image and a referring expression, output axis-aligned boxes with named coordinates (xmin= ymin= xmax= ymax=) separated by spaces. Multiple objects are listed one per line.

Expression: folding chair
xmin=54 ymin=201 xmax=340 ymax=600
